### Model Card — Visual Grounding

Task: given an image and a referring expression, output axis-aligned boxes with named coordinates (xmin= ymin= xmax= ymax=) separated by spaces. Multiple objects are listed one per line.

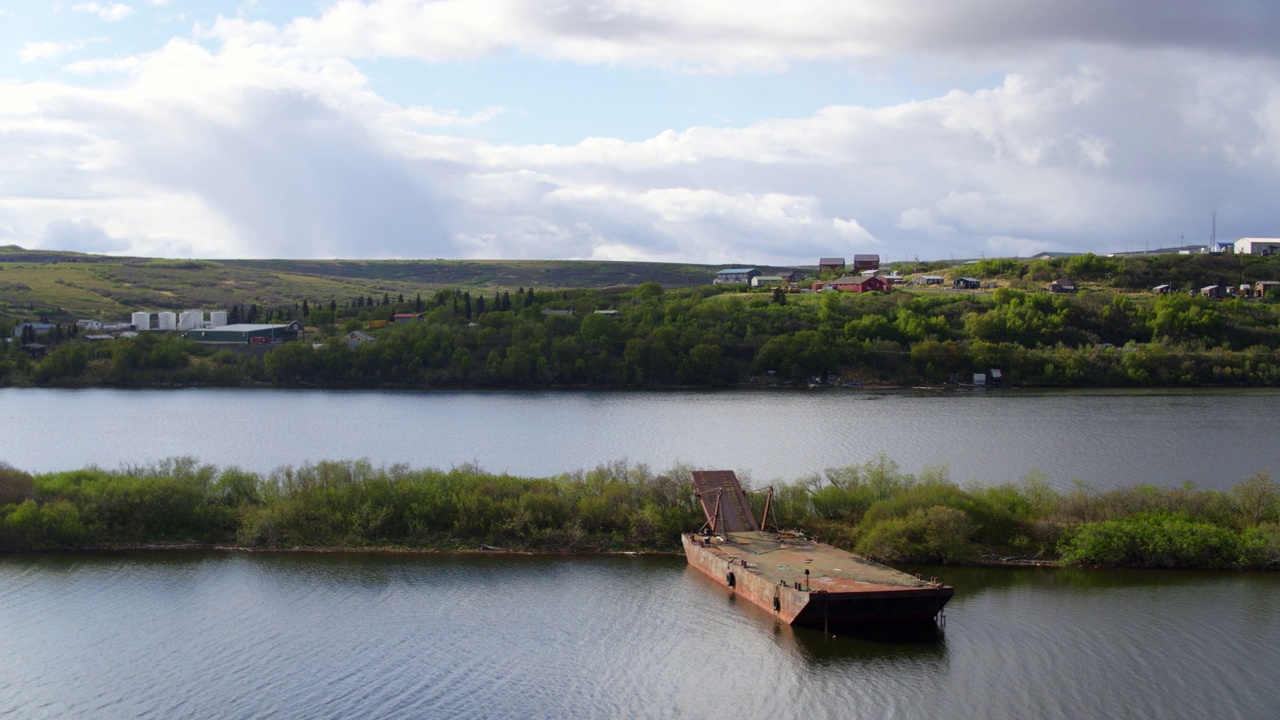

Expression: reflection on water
xmin=1 ymin=551 xmax=1277 ymax=720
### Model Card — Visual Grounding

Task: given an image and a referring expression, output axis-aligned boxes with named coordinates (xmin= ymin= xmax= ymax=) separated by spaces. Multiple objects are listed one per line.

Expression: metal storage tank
xmin=179 ymin=310 xmax=203 ymax=330
xmin=131 ymin=312 xmax=151 ymax=331
xmin=157 ymin=312 xmax=176 ymax=331
xmin=209 ymin=311 xmax=228 ymax=327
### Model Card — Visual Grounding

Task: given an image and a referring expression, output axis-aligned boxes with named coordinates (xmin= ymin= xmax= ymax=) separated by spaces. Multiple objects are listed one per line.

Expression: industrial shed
xmin=1233 ymin=238 xmax=1280 ymax=255
xmin=184 ymin=321 xmax=303 ymax=345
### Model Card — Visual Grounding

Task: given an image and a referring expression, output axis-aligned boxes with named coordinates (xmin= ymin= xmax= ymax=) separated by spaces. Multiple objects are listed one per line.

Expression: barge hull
xmin=682 ymin=533 xmax=953 ymax=631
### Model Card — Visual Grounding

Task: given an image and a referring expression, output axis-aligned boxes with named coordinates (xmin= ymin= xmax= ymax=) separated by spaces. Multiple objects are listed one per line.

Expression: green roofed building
xmin=184 ymin=321 xmax=303 ymax=345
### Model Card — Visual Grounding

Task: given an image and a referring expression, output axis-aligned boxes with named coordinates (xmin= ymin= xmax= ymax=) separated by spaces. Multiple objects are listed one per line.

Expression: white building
xmin=1233 ymin=237 xmax=1280 ymax=255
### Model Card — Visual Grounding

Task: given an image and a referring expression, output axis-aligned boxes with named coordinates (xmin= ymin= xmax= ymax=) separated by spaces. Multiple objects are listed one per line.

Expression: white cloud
xmin=18 ymin=37 xmax=107 ymax=63
xmin=5 ymin=2 xmax=1280 ymax=263
xmin=272 ymin=0 xmax=1280 ymax=73
xmin=72 ymin=3 xmax=135 ymax=22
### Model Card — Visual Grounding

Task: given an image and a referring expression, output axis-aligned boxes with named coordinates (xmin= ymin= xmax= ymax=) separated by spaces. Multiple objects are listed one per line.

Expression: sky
xmin=2 ymin=1 xmax=1280 ymax=264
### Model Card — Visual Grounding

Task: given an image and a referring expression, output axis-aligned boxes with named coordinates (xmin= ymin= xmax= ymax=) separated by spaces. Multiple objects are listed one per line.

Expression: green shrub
xmin=861 ymin=483 xmax=1020 ymax=548
xmin=1058 ymin=513 xmax=1242 ymax=568
xmin=855 ymin=506 xmax=976 ymax=563
xmin=1 ymin=500 xmax=89 ymax=550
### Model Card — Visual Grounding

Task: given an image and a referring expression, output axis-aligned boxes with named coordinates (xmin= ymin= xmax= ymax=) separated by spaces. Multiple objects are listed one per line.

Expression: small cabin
xmin=1256 ymin=280 xmax=1280 ymax=299
xmin=1049 ymin=279 xmax=1077 ymax=294
xmin=953 ymin=277 xmax=981 ymax=290
xmin=21 ymin=343 xmax=49 ymax=358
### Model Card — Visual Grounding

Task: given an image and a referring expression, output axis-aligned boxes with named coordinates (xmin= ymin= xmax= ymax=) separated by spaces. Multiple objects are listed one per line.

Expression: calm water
xmin=2 ymin=387 xmax=1279 ymax=490
xmin=0 ymin=552 xmax=1276 ymax=720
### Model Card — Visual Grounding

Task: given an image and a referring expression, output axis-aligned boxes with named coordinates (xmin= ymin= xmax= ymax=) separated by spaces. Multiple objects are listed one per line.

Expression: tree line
xmin=1 ymin=457 xmax=1276 ymax=570
xmin=5 ymin=279 xmax=1280 ymax=388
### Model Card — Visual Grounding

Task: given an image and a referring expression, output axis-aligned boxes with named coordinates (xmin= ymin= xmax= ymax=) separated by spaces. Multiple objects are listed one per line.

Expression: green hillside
xmin=0 ymin=247 xmax=799 ymax=322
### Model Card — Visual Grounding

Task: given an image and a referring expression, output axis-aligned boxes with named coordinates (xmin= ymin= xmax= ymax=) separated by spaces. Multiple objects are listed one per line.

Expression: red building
xmin=820 ymin=275 xmax=891 ymax=293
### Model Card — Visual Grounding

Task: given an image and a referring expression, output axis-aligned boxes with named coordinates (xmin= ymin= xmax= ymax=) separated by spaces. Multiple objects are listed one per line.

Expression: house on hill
xmin=953 ymin=277 xmax=981 ymax=290
xmin=1049 ymin=279 xmax=1077 ymax=294
xmin=818 ymin=257 xmax=846 ymax=274
xmin=852 ymin=254 xmax=880 ymax=272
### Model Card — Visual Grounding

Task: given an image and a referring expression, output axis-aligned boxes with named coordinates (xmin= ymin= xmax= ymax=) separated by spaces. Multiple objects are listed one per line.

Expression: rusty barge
xmin=684 ymin=471 xmax=953 ymax=631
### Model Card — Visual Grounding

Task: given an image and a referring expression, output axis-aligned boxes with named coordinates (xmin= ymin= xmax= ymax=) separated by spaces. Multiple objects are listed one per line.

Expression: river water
xmin=2 ymin=387 xmax=1278 ymax=490
xmin=0 ymin=551 xmax=1275 ymax=720
xmin=4 ymin=389 xmax=1277 ymax=718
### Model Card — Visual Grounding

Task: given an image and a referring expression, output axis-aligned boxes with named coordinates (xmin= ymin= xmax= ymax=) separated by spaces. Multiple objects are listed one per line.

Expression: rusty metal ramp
xmin=691 ymin=470 xmax=759 ymax=533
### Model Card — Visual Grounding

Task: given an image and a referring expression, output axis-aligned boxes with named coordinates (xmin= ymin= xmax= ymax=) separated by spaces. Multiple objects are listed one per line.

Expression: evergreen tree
xmin=464 ymin=292 xmax=472 ymax=319
xmin=302 ymin=300 xmax=310 ymax=317
xmin=476 ymin=296 xmax=486 ymax=315
xmin=398 ymin=293 xmax=405 ymax=304
xmin=382 ymin=293 xmax=390 ymax=306
xmin=502 ymin=291 xmax=511 ymax=311
xmin=524 ymin=289 xmax=535 ymax=308
xmin=248 ymin=304 xmax=259 ymax=323
xmin=415 ymin=293 xmax=423 ymax=312
xmin=229 ymin=305 xmax=241 ymax=324
xmin=330 ymin=300 xmax=337 ymax=313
